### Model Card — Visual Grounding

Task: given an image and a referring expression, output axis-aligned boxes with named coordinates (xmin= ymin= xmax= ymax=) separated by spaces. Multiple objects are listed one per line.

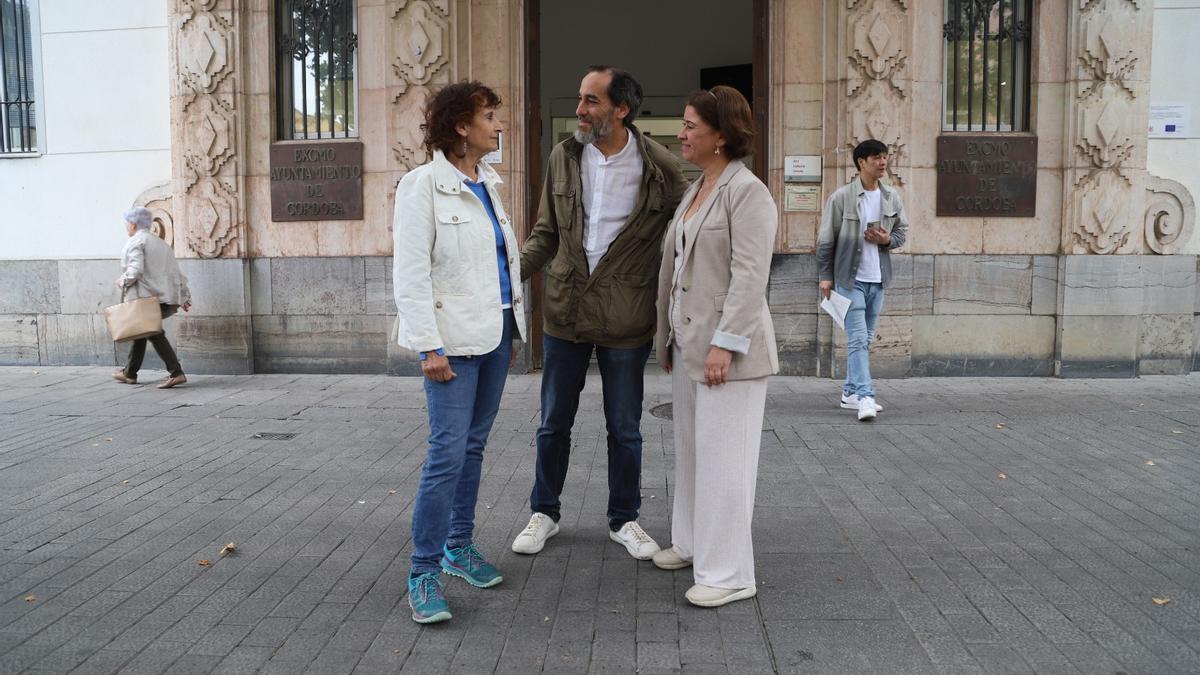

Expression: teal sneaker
xmin=440 ymin=543 xmax=503 ymax=588
xmin=408 ymin=572 xmax=451 ymax=624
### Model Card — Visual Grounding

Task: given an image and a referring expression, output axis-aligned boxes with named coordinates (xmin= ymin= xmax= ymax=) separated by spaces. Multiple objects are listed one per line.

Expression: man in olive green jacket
xmin=512 ymin=66 xmax=687 ymax=560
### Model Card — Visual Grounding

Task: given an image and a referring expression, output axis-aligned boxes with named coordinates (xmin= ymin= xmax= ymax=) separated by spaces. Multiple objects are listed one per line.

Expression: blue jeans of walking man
xmin=409 ymin=310 xmax=515 ymax=575
xmin=837 ymin=281 xmax=885 ymax=399
xmin=531 ymin=335 xmax=651 ymax=531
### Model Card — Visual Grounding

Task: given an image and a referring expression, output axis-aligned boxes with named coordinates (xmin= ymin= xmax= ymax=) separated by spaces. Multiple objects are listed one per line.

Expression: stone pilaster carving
xmin=842 ymin=0 xmax=910 ymax=185
xmin=1064 ymin=0 xmax=1151 ymax=254
xmin=389 ymin=0 xmax=454 ymax=171
xmin=1144 ymin=176 xmax=1196 ymax=255
xmin=169 ymin=0 xmax=245 ymax=259
xmin=133 ymin=182 xmax=176 ymax=246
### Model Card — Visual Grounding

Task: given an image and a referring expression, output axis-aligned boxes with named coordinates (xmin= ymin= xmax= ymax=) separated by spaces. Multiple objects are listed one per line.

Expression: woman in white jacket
xmin=111 ymin=207 xmax=191 ymax=389
xmin=393 ymin=81 xmax=526 ymax=624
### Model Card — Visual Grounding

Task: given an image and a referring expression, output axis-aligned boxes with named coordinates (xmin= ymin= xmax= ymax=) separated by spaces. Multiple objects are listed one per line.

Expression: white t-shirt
xmin=856 ymin=187 xmax=882 ymax=283
xmin=581 ymin=128 xmax=644 ymax=273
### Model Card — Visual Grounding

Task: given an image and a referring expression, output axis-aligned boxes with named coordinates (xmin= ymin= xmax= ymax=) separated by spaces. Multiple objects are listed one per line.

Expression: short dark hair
xmin=422 ymin=81 xmax=501 ymax=157
xmin=684 ymin=85 xmax=756 ymax=160
xmin=852 ymin=139 xmax=889 ymax=171
xmin=586 ymin=65 xmax=643 ymax=125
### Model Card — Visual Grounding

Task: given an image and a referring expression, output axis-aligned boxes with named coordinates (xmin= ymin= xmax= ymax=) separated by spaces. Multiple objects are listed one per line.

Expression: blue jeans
xmin=837 ymin=281 xmax=885 ymax=399
xmin=410 ymin=309 xmax=514 ymax=576
xmin=530 ymin=334 xmax=651 ymax=531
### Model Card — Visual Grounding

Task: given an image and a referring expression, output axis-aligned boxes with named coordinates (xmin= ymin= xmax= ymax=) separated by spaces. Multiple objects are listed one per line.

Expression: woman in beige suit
xmin=651 ymin=86 xmax=778 ymax=608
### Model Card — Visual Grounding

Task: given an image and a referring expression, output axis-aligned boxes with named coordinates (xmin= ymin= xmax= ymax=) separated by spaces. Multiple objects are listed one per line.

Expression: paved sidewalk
xmin=0 ymin=366 xmax=1198 ymax=674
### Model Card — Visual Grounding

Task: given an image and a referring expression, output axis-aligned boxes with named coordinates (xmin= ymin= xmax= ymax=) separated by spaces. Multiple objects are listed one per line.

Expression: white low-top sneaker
xmin=840 ymin=394 xmax=882 ymax=412
xmin=857 ymin=396 xmax=878 ymax=421
xmin=609 ymin=521 xmax=660 ymax=560
xmin=511 ymin=513 xmax=559 ymax=554
xmin=685 ymin=584 xmax=757 ymax=608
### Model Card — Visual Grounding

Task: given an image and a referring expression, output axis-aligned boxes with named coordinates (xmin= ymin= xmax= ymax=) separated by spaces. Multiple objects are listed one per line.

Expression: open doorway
xmin=523 ymin=0 xmax=767 ymax=368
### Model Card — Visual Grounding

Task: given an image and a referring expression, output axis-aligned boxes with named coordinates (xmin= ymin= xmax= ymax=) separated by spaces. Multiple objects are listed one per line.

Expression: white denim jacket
xmin=392 ymin=150 xmax=527 ymax=356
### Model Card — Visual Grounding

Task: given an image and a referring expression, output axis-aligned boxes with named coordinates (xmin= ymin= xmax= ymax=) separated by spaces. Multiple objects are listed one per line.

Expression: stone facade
xmin=2 ymin=0 xmax=1196 ymax=377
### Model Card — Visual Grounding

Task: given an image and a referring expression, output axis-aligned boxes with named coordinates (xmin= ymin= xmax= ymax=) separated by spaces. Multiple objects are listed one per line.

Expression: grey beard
xmin=574 ymin=115 xmax=613 ymax=145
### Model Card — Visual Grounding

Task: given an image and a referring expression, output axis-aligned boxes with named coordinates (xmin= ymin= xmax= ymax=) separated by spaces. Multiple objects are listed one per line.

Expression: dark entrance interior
xmin=523 ymin=0 xmax=767 ymax=367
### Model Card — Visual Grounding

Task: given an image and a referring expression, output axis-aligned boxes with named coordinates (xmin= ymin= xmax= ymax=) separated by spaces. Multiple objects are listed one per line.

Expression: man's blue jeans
xmin=530 ymin=334 xmax=651 ymax=532
xmin=837 ymin=281 xmax=885 ymax=399
xmin=409 ymin=309 xmax=515 ymax=576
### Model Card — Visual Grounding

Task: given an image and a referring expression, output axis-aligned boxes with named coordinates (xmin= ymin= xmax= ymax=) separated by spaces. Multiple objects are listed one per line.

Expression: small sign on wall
xmin=784 ymin=184 xmax=821 ymax=212
xmin=784 ymin=155 xmax=822 ymax=183
xmin=270 ymin=141 xmax=364 ymax=221
xmin=1149 ymin=102 xmax=1191 ymax=138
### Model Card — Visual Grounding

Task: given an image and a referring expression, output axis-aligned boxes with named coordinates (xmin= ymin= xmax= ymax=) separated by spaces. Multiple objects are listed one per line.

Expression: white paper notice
xmin=1149 ymin=102 xmax=1191 ymax=138
xmin=820 ymin=290 xmax=852 ymax=331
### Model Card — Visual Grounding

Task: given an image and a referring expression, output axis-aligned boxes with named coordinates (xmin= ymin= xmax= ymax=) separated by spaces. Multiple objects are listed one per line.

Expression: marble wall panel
xmin=365 ymin=256 xmax=395 ymax=315
xmin=0 ymin=315 xmax=40 ymax=365
xmin=933 ymin=256 xmax=1033 ymax=315
xmin=177 ymin=258 xmax=250 ymax=316
xmin=250 ymin=258 xmax=272 ymax=315
xmin=1058 ymin=316 xmax=1140 ymax=378
xmin=39 ymin=314 xmax=116 ymax=366
xmin=0 ymin=261 xmax=60 ymax=314
xmin=175 ymin=316 xmax=253 ymax=375
xmin=1059 ymin=256 xmax=1144 ymax=316
xmin=253 ymin=314 xmax=389 ymax=374
xmin=1031 ymin=256 xmax=1059 ymax=316
xmin=1140 ymin=255 xmax=1197 ymax=316
xmin=912 ymin=315 xmax=1056 ymax=376
xmin=270 ymin=257 xmax=367 ymax=315
xmin=767 ymin=254 xmax=820 ymax=314
xmin=1138 ymin=314 xmax=1194 ymax=375
xmin=912 ymin=255 xmax=934 ymax=315
xmin=771 ymin=311 xmax=818 ymax=376
xmin=58 ymin=260 xmax=122 ymax=314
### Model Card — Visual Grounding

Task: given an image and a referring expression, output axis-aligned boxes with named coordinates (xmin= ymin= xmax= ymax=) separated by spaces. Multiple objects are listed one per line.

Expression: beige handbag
xmin=103 ymin=289 xmax=163 ymax=342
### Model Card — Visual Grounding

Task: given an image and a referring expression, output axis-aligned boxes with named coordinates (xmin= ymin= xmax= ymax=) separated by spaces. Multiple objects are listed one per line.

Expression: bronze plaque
xmin=270 ymin=141 xmax=364 ymax=221
xmin=936 ymin=136 xmax=1037 ymax=217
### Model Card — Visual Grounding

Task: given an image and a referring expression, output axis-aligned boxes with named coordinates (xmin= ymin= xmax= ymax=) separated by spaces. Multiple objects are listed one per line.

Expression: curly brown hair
xmin=422 ymin=81 xmax=502 ymax=157
xmin=684 ymin=85 xmax=755 ymax=160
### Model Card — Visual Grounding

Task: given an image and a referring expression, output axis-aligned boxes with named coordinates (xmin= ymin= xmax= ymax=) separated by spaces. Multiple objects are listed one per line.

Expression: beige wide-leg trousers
xmin=669 ymin=347 xmax=768 ymax=589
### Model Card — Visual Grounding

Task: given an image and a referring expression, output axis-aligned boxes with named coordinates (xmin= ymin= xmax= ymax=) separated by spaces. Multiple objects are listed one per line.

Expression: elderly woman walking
xmin=111 ymin=207 xmax=191 ymax=389
xmin=393 ymin=81 xmax=526 ymax=624
xmin=652 ymin=86 xmax=779 ymax=608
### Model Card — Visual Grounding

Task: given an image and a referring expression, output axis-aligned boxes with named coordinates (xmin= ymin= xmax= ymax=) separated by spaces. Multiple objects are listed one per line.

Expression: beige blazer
xmin=655 ymin=160 xmax=779 ymax=382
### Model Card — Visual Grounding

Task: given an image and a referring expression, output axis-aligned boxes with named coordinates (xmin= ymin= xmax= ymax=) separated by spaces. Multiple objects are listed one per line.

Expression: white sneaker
xmin=511 ymin=513 xmax=559 ymax=554
xmin=608 ymin=521 xmax=660 ymax=560
xmin=857 ymin=396 xmax=878 ymax=421
xmin=841 ymin=394 xmax=882 ymax=412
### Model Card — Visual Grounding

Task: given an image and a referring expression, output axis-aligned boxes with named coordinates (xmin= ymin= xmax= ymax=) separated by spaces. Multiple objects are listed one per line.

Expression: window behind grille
xmin=0 ymin=0 xmax=37 ymax=154
xmin=942 ymin=0 xmax=1033 ymax=132
xmin=275 ymin=0 xmax=358 ymax=140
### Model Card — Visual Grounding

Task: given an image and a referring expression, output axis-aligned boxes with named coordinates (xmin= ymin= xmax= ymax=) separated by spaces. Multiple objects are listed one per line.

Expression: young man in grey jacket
xmin=816 ymin=139 xmax=908 ymax=421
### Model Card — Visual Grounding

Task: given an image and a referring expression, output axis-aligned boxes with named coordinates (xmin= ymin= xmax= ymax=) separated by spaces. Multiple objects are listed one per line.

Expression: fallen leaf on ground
xmin=393 ymin=650 xmax=402 ymax=655
xmin=1145 ymin=460 xmax=1156 ymax=466
xmin=357 ymin=500 xmax=366 ymax=504
xmin=121 ymin=480 xmax=130 ymax=485
xmin=543 ymin=616 xmax=550 ymax=622
xmin=1171 ymin=430 xmax=1184 ymax=434
xmin=995 ymin=424 xmax=1006 ymax=430
xmin=198 ymin=559 xmax=211 ymax=567
xmin=998 ymin=473 xmax=1008 ymax=480
xmin=24 ymin=595 xmax=35 ymax=602
xmin=220 ymin=542 xmax=237 ymax=556
xmin=1152 ymin=597 xmax=1171 ymax=605
xmin=835 ymin=576 xmax=843 ymax=583
xmin=105 ymin=438 xmax=112 ymax=442
xmin=388 ymin=490 xmax=396 ymax=495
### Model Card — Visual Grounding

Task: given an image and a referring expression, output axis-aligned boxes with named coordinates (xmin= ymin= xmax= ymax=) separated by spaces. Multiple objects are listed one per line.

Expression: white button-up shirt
xmin=581 ymin=128 xmax=644 ymax=273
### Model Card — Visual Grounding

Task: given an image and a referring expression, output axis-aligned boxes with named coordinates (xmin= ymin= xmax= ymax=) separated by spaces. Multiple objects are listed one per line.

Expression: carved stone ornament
xmin=185 ymin=177 xmax=239 ymax=259
xmin=133 ymin=181 xmax=176 ymax=246
xmin=1144 ymin=175 xmax=1196 ymax=255
xmin=179 ymin=11 xmax=234 ymax=95
xmin=1074 ymin=171 xmax=1132 ymax=254
xmin=393 ymin=85 xmax=433 ymax=170
xmin=179 ymin=0 xmax=221 ymax=14
xmin=183 ymin=96 xmax=235 ymax=177
xmin=845 ymin=0 xmax=909 ymax=185
xmin=392 ymin=0 xmax=451 ymax=98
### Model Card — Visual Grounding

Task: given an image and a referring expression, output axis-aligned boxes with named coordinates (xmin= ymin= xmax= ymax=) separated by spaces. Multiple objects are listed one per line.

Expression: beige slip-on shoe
xmin=157 ymin=374 xmax=187 ymax=389
xmin=652 ymin=547 xmax=692 ymax=570
xmin=685 ymin=584 xmax=757 ymax=608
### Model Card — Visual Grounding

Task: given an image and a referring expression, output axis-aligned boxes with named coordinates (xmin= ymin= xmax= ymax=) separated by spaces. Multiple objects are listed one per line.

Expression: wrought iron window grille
xmin=275 ymin=0 xmax=358 ymax=141
xmin=0 ymin=0 xmax=37 ymax=155
xmin=942 ymin=0 xmax=1033 ymax=133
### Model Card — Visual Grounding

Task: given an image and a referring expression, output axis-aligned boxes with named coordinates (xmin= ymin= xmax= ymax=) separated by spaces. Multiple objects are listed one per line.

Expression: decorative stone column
xmin=1055 ymin=0 xmax=1197 ymax=376
xmin=388 ymin=0 xmax=455 ymax=173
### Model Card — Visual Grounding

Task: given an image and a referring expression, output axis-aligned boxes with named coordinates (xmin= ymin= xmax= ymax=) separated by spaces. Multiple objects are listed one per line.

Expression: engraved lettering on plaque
xmin=270 ymin=142 xmax=364 ymax=221
xmin=936 ymin=136 xmax=1037 ymax=217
